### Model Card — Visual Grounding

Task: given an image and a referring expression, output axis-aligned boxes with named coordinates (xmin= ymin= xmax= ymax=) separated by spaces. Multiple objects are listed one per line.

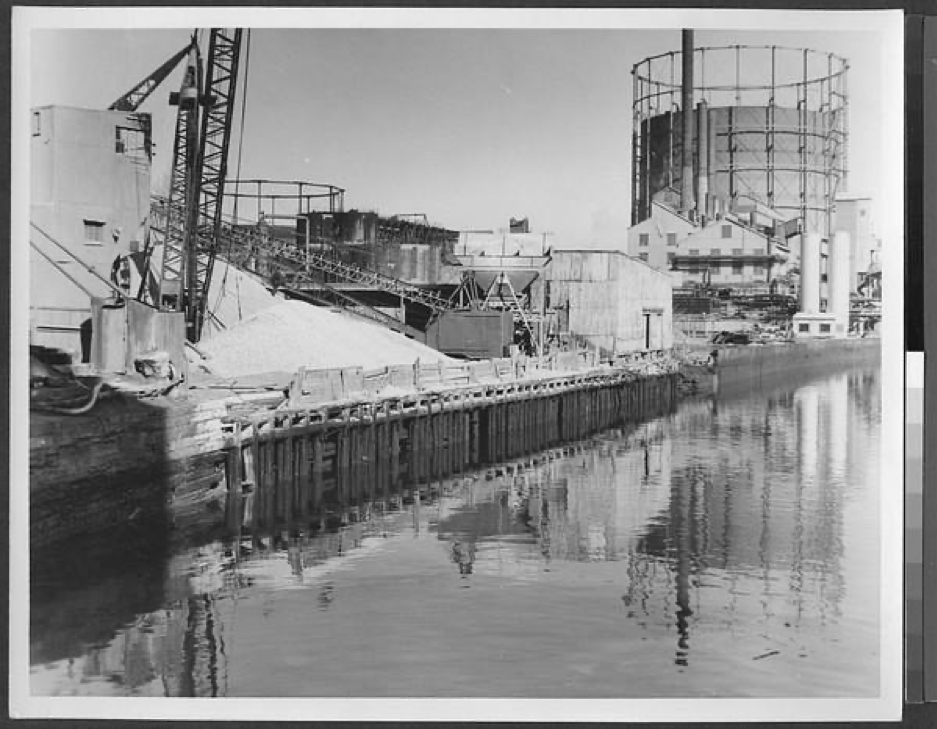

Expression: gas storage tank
xmin=632 ymin=44 xmax=848 ymax=240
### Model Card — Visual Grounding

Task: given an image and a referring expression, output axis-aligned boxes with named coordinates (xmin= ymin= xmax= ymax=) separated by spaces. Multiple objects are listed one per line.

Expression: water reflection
xmin=30 ymin=366 xmax=880 ymax=697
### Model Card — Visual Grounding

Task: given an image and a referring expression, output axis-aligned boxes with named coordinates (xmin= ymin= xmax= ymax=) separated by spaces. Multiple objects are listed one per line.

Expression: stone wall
xmin=30 ymin=394 xmax=229 ymax=548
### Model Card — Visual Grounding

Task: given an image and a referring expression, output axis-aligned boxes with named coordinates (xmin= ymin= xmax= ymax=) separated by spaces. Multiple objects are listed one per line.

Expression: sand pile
xmin=200 ymin=259 xmax=281 ymax=340
xmin=198 ymin=299 xmax=451 ymax=378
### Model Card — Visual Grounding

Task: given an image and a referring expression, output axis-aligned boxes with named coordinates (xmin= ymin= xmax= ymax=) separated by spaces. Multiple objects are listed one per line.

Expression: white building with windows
xmin=625 ymin=201 xmax=696 ymax=271
xmin=30 ymin=105 xmax=152 ymax=357
xmin=671 ymin=216 xmax=791 ymax=290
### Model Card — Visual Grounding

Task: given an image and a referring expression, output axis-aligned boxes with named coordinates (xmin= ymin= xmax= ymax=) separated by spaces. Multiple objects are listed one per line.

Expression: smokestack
xmin=681 ymin=29 xmax=695 ymax=215
xmin=800 ymin=232 xmax=821 ymax=315
xmin=696 ymin=100 xmax=709 ymax=221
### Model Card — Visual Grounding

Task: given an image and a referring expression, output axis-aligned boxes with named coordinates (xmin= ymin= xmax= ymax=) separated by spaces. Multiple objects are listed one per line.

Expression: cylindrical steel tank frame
xmin=224 ymin=178 xmax=346 ymax=225
xmin=631 ymin=44 xmax=848 ymax=238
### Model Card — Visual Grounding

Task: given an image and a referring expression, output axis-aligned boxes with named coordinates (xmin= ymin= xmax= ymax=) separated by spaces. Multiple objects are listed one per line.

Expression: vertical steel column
xmin=681 ymin=30 xmax=695 ymax=214
xmin=668 ymin=52 xmax=675 ymax=191
xmin=799 ymin=49 xmax=809 ymax=234
xmin=767 ymin=46 xmax=776 ymax=212
xmin=824 ymin=52 xmax=834 ymax=240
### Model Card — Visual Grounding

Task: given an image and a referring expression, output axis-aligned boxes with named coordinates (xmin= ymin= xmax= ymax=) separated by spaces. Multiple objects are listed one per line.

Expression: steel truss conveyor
xmin=149 ymin=197 xmax=454 ymax=331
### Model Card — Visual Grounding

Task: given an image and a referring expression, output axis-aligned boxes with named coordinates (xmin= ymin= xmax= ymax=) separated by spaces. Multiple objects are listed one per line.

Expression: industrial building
xmin=624 ymin=33 xmax=876 ymax=339
xmin=670 ymin=213 xmax=792 ymax=288
xmin=834 ymin=193 xmax=882 ymax=291
xmin=30 ymin=106 xmax=153 ymax=357
xmin=545 ymin=249 xmax=673 ymax=355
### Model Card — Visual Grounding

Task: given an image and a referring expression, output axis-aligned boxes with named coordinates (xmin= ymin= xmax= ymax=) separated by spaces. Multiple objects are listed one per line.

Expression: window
xmin=666 ymin=232 xmax=677 ymax=247
xmin=689 ymin=249 xmax=699 ymax=256
xmin=32 ymin=112 xmax=41 ymax=137
xmin=84 ymin=219 xmax=106 ymax=244
xmin=753 ymin=248 xmax=765 ymax=256
xmin=732 ymin=262 xmax=744 ymax=275
xmin=116 ymin=126 xmax=147 ymax=158
xmin=732 ymin=248 xmax=743 ymax=256
xmin=798 ymin=323 xmax=810 ymax=333
xmin=710 ymin=248 xmax=721 ymax=257
xmin=722 ymin=225 xmax=732 ymax=239
xmin=639 ymin=233 xmax=649 ymax=247
xmin=753 ymin=264 xmax=765 ymax=275
xmin=667 ymin=252 xmax=675 ymax=265
xmin=639 ymin=253 xmax=649 ymax=262
xmin=819 ymin=323 xmax=831 ymax=333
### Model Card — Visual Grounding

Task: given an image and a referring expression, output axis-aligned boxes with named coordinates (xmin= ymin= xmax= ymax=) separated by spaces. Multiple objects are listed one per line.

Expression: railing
xmin=287 ymin=349 xmax=675 ymax=408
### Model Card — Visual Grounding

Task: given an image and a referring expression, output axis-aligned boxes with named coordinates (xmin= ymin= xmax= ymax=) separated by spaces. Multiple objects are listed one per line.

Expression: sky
xmin=24 ymin=13 xmax=897 ymax=248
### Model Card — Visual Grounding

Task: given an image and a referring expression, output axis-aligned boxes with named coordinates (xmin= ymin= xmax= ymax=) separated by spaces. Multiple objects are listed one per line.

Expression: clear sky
xmin=26 ymin=19 xmax=893 ymax=247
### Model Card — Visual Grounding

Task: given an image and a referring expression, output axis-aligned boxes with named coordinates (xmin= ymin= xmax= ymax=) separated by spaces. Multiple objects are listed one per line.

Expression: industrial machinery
xmin=631 ymin=38 xmax=848 ymax=239
xmin=136 ymin=29 xmax=244 ymax=343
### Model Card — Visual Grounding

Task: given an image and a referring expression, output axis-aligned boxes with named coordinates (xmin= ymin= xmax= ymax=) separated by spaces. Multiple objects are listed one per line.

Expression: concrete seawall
xmin=685 ymin=337 xmax=881 ymax=396
xmin=30 ymin=395 xmax=229 ymax=548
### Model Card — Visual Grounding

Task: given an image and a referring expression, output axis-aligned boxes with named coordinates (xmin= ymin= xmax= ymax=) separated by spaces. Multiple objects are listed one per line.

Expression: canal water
xmin=30 ymin=363 xmax=881 ymax=698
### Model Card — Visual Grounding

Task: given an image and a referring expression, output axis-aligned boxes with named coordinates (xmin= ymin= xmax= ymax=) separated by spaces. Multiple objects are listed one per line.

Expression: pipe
xmin=828 ymin=230 xmax=851 ymax=332
xmin=680 ymin=29 xmax=695 ymax=215
xmin=696 ymin=100 xmax=709 ymax=221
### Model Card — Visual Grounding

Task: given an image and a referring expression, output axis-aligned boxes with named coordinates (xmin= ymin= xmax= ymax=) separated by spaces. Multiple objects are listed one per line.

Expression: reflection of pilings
xmin=224 ymin=375 xmax=679 ymax=539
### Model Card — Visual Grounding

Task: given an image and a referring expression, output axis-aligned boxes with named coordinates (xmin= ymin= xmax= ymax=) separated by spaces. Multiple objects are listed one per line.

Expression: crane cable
xmin=30 ymin=222 xmax=147 ymax=303
xmin=207 ymin=28 xmax=252 ymax=327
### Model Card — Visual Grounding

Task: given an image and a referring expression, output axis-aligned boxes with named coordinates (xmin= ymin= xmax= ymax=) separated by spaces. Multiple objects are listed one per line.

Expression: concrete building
xmin=30 ymin=105 xmax=152 ymax=357
xmin=546 ymin=249 xmax=673 ymax=353
xmin=834 ymin=194 xmax=882 ymax=290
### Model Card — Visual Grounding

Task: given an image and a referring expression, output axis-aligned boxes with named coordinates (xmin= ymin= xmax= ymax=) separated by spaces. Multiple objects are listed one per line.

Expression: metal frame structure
xmin=192 ymin=29 xmax=244 ymax=340
xmin=225 ymin=178 xmax=346 ymax=223
xmin=631 ymin=44 xmax=848 ymax=238
xmin=148 ymin=196 xmax=456 ymax=316
xmin=108 ymin=43 xmax=193 ymax=113
xmin=155 ymin=39 xmax=201 ymax=314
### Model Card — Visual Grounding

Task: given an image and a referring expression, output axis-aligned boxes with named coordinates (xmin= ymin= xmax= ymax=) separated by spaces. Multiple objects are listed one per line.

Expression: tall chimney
xmin=681 ymin=29 xmax=695 ymax=215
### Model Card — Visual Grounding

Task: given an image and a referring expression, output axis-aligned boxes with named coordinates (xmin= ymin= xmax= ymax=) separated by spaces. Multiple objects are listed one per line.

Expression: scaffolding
xmin=632 ymin=44 xmax=848 ymax=238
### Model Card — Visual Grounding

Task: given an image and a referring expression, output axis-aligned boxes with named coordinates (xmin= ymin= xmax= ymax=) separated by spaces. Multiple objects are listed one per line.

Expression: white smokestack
xmin=799 ymin=233 xmax=821 ymax=315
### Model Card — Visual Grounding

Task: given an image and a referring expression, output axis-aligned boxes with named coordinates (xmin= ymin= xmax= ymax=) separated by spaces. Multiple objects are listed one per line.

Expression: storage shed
xmin=546 ymin=249 xmax=674 ymax=354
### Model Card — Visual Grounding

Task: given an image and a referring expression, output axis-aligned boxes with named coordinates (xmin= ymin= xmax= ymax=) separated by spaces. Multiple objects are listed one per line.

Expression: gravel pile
xmin=198 ymin=299 xmax=451 ymax=378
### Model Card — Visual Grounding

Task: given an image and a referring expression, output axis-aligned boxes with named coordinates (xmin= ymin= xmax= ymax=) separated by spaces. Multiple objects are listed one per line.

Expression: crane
xmin=108 ymin=41 xmax=195 ymax=113
xmin=146 ymin=29 xmax=244 ymax=343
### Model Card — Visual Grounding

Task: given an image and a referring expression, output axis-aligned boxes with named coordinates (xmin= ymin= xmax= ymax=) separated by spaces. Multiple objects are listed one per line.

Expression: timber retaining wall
xmin=221 ymin=372 xmax=678 ymax=537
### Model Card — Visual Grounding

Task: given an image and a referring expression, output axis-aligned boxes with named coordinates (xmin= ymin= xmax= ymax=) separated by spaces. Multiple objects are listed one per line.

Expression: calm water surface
xmin=31 ymin=365 xmax=881 ymax=698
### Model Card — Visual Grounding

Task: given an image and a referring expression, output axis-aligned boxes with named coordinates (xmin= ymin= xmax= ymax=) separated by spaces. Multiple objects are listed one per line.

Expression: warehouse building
xmin=545 ymin=249 xmax=673 ymax=354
